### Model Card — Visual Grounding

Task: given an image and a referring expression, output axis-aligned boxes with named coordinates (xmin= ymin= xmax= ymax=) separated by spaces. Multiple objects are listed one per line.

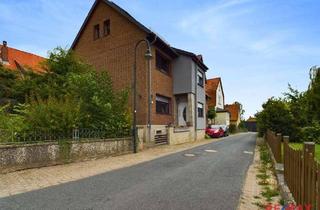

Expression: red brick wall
xmin=151 ymin=48 xmax=174 ymax=125
xmin=73 ymin=1 xmax=173 ymax=125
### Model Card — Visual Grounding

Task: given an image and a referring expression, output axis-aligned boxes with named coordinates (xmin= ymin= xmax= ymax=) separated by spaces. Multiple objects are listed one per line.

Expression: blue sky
xmin=1 ymin=0 xmax=319 ymax=118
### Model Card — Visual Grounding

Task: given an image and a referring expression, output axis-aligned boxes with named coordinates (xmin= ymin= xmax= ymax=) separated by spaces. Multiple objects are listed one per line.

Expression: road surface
xmin=0 ymin=132 xmax=257 ymax=210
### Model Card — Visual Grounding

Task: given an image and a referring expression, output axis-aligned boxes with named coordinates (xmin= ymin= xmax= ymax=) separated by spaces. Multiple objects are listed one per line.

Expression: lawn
xmin=288 ymin=143 xmax=320 ymax=161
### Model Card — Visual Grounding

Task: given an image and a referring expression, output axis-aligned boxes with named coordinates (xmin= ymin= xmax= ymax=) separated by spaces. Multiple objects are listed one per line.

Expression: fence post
xmin=283 ymin=136 xmax=289 ymax=184
xmin=303 ymin=142 xmax=315 ymax=206
xmin=276 ymin=133 xmax=282 ymax=163
xmin=73 ymin=128 xmax=79 ymax=140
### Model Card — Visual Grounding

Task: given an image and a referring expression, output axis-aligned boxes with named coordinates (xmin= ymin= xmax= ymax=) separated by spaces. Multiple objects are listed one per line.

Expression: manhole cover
xmin=184 ymin=153 xmax=196 ymax=157
xmin=243 ymin=151 xmax=253 ymax=155
xmin=204 ymin=149 xmax=217 ymax=153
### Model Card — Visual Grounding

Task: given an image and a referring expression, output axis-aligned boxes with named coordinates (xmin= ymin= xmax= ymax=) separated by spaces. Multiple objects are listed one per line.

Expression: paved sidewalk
xmin=238 ymin=137 xmax=281 ymax=210
xmin=238 ymin=141 xmax=261 ymax=210
xmin=0 ymin=137 xmax=227 ymax=198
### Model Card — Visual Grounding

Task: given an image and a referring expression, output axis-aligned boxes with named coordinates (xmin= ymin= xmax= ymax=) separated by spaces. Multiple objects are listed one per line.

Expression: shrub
xmin=229 ymin=124 xmax=237 ymax=133
xmin=0 ymin=105 xmax=27 ymax=142
xmin=238 ymin=121 xmax=248 ymax=132
xmin=256 ymin=97 xmax=294 ymax=138
xmin=301 ymin=122 xmax=320 ymax=144
xmin=16 ymin=95 xmax=81 ymax=132
xmin=207 ymin=107 xmax=216 ymax=123
xmin=0 ymin=47 xmax=131 ymax=139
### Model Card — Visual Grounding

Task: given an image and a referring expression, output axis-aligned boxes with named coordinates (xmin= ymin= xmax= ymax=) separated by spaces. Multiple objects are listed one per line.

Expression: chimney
xmin=1 ymin=41 xmax=9 ymax=63
xmin=197 ymin=54 xmax=203 ymax=62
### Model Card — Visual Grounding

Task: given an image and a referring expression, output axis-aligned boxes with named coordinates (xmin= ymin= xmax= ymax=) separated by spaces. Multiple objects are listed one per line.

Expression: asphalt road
xmin=0 ymin=132 xmax=257 ymax=210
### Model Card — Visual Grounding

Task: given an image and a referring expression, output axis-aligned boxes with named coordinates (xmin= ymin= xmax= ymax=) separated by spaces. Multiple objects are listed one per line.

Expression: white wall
xmin=215 ymin=82 xmax=224 ymax=110
xmin=193 ymin=63 xmax=206 ymax=130
xmin=215 ymin=112 xmax=230 ymax=126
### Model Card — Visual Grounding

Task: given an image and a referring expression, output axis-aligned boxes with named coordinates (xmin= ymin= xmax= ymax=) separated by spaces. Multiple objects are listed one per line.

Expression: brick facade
xmin=73 ymin=0 xmax=173 ymax=125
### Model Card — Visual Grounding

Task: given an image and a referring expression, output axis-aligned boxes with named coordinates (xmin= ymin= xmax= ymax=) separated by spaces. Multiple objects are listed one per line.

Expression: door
xmin=178 ymin=101 xmax=188 ymax=126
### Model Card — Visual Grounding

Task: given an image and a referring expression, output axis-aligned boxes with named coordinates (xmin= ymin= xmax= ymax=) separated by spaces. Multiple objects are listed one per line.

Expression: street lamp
xmin=133 ymin=39 xmax=152 ymax=153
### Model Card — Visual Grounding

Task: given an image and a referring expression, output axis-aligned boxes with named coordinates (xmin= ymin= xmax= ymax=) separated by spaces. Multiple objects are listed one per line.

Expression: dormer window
xmin=103 ymin=19 xmax=110 ymax=36
xmin=93 ymin=24 xmax=100 ymax=40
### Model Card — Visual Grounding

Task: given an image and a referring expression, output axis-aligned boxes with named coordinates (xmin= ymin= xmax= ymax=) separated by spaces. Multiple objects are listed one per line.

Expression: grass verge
xmin=253 ymin=142 xmax=280 ymax=208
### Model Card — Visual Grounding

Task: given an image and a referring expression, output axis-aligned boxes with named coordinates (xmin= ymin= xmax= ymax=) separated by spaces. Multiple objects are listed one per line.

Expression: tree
xmin=307 ymin=66 xmax=320 ymax=122
xmin=256 ymin=66 xmax=320 ymax=142
xmin=0 ymin=65 xmax=18 ymax=104
xmin=256 ymin=97 xmax=294 ymax=138
xmin=207 ymin=107 xmax=216 ymax=124
xmin=0 ymin=48 xmax=131 ymax=136
xmin=284 ymin=84 xmax=309 ymax=127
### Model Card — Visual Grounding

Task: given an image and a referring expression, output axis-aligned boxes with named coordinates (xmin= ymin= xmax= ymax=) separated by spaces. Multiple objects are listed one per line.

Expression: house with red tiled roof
xmin=225 ymin=102 xmax=242 ymax=126
xmin=206 ymin=77 xmax=230 ymax=125
xmin=206 ymin=77 xmax=225 ymax=110
xmin=0 ymin=41 xmax=45 ymax=73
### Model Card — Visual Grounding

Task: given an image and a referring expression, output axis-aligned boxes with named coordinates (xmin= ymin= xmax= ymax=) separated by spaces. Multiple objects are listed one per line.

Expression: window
xmin=156 ymin=95 xmax=171 ymax=114
xmin=198 ymin=102 xmax=204 ymax=118
xmin=156 ymin=51 xmax=170 ymax=74
xmin=93 ymin=24 xmax=100 ymax=40
xmin=103 ymin=19 xmax=110 ymax=36
xmin=197 ymin=70 xmax=204 ymax=87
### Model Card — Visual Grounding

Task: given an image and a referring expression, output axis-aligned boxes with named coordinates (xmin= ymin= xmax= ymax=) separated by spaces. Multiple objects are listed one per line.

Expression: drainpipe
xmin=147 ymin=35 xmax=157 ymax=145
xmin=147 ymin=56 xmax=152 ymax=144
xmin=194 ymin=64 xmax=197 ymax=141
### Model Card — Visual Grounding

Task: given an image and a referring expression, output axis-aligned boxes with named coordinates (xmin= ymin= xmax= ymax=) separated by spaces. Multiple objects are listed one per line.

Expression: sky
xmin=1 ymin=0 xmax=319 ymax=119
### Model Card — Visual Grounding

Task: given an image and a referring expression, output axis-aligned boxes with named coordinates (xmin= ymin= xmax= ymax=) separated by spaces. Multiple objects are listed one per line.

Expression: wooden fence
xmin=266 ymin=131 xmax=320 ymax=209
xmin=266 ymin=130 xmax=282 ymax=163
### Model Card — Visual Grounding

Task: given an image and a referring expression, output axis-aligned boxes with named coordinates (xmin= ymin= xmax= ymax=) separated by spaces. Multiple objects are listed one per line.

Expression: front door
xmin=178 ymin=101 xmax=187 ymax=126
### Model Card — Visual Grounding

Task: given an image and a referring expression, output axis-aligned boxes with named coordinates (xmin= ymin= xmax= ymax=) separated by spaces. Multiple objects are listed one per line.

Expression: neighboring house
xmin=172 ymin=48 xmax=208 ymax=138
xmin=0 ymin=41 xmax=45 ymax=73
xmin=206 ymin=77 xmax=230 ymax=125
xmin=225 ymin=102 xmax=242 ymax=126
xmin=206 ymin=77 xmax=224 ymax=110
xmin=71 ymin=0 xmax=208 ymax=144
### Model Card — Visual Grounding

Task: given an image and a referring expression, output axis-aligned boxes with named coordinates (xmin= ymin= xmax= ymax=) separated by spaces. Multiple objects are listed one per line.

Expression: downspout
xmin=194 ymin=63 xmax=197 ymax=141
xmin=147 ymin=34 xmax=157 ymax=144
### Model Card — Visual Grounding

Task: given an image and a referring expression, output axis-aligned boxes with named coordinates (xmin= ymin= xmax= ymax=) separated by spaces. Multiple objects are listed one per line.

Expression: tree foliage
xmin=256 ymin=97 xmax=294 ymax=137
xmin=0 ymin=48 xmax=131 ymax=134
xmin=207 ymin=107 xmax=216 ymax=121
xmin=256 ymin=66 xmax=320 ymax=142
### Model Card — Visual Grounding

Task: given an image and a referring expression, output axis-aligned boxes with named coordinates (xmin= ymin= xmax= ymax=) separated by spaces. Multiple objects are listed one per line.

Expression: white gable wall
xmin=215 ymin=82 xmax=224 ymax=110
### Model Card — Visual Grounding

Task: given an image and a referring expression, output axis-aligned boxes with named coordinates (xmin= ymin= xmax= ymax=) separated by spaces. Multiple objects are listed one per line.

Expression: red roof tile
xmin=0 ymin=44 xmax=46 ymax=73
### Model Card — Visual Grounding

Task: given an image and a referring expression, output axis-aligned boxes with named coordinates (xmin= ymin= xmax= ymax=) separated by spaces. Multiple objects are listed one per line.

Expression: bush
xmin=15 ymin=95 xmax=81 ymax=132
xmin=301 ymin=123 xmax=320 ymax=144
xmin=256 ymin=97 xmax=294 ymax=138
xmin=0 ymin=48 xmax=131 ymax=137
xmin=238 ymin=121 xmax=248 ymax=132
xmin=229 ymin=124 xmax=237 ymax=134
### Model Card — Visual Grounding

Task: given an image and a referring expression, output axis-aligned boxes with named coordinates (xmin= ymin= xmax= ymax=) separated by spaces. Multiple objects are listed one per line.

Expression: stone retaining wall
xmin=0 ymin=138 xmax=132 ymax=174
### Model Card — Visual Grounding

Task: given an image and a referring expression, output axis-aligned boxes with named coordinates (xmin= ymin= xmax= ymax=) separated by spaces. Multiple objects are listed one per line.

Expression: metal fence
xmin=0 ymin=128 xmax=132 ymax=145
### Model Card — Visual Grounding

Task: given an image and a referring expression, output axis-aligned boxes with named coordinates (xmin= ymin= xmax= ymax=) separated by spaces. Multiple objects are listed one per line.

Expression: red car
xmin=206 ymin=125 xmax=225 ymax=138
